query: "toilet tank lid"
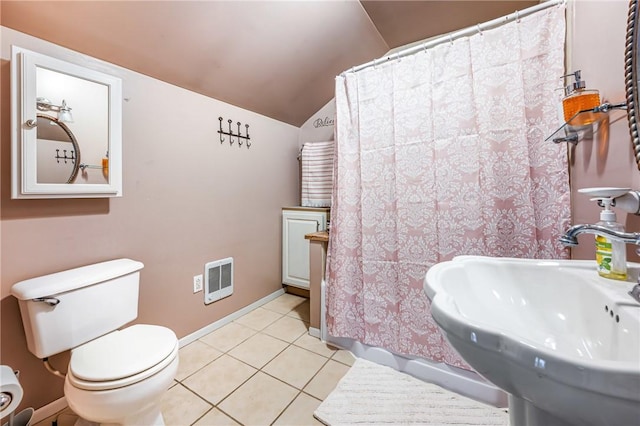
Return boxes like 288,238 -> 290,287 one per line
11,259 -> 144,300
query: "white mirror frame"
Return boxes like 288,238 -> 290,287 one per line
11,46 -> 123,198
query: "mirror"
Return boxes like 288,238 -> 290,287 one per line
11,46 -> 122,198
626,0 -> 640,170
35,114 -> 81,184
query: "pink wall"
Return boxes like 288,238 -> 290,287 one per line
2,0 -> 640,417
568,0 -> 640,260
1,27 -> 299,412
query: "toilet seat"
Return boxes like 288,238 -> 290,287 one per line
67,324 -> 178,391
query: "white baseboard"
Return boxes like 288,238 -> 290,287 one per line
308,327 -> 320,338
32,396 -> 67,424
178,288 -> 285,347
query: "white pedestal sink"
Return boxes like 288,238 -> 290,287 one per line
424,256 -> 640,426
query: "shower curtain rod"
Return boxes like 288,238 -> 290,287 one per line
344,0 -> 565,75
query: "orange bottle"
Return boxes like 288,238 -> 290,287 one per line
562,70 -> 600,127
102,152 -> 109,179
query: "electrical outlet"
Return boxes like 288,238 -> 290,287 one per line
193,274 -> 203,293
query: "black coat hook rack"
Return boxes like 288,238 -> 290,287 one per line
55,149 -> 76,164
218,117 -> 251,148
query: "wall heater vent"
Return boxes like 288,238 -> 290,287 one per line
204,257 -> 233,305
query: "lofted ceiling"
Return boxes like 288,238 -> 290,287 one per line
1,0 -> 538,127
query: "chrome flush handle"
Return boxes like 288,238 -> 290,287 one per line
33,297 -> 60,306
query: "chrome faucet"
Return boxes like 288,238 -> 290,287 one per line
560,224 -> 640,303
630,283 -> 640,303
559,224 -> 640,247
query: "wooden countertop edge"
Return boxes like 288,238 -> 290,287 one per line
305,231 -> 329,242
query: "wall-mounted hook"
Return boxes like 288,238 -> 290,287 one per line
228,119 -> 234,145
218,117 -> 225,143
237,122 -> 243,147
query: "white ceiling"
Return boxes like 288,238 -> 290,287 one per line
1,1 -> 538,127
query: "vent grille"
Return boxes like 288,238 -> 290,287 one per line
205,257 -> 233,304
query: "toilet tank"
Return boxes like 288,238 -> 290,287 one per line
11,259 -> 144,359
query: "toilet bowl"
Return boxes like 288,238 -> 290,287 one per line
11,259 -> 180,426
64,325 -> 179,426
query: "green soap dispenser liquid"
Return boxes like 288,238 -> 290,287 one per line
594,197 -> 627,280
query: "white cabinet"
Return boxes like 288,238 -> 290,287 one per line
282,208 -> 328,289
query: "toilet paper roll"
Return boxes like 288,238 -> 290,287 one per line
0,365 -> 23,417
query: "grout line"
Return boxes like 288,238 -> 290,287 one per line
174,345 -> 225,382
174,295 -> 349,426
189,405 -> 214,426
269,388 -> 304,426
261,301 -> 308,316
173,382 -> 214,408
233,309 -> 287,332
212,328 -> 331,425
199,367 -> 260,420
258,334 -> 324,426
213,406 -> 244,426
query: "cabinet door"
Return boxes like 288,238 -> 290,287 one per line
282,211 -> 323,288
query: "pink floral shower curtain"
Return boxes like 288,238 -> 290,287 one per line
327,5 -> 569,368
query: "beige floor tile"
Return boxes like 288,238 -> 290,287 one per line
303,360 -> 351,400
293,333 -> 337,358
199,322 -> 256,352
273,393 -> 324,426
286,300 -> 311,322
183,354 -> 257,405
262,293 -> 307,314
193,408 -> 241,425
175,340 -> 223,381
262,315 -> 309,343
234,307 -> 283,330
228,332 -> 288,368
160,383 -> 211,426
332,349 -> 356,366
263,345 -> 328,389
218,372 -> 298,426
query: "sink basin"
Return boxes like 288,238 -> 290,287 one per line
425,256 -> 640,426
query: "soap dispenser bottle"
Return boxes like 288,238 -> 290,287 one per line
594,197 -> 627,281
562,70 -> 601,127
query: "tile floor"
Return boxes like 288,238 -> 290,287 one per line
35,293 -> 355,426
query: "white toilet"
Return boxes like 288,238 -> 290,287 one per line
11,259 -> 179,426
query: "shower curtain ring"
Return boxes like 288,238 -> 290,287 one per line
476,24 -> 483,35
516,10 -> 521,23
373,58 -> 378,69
448,34 -> 454,45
